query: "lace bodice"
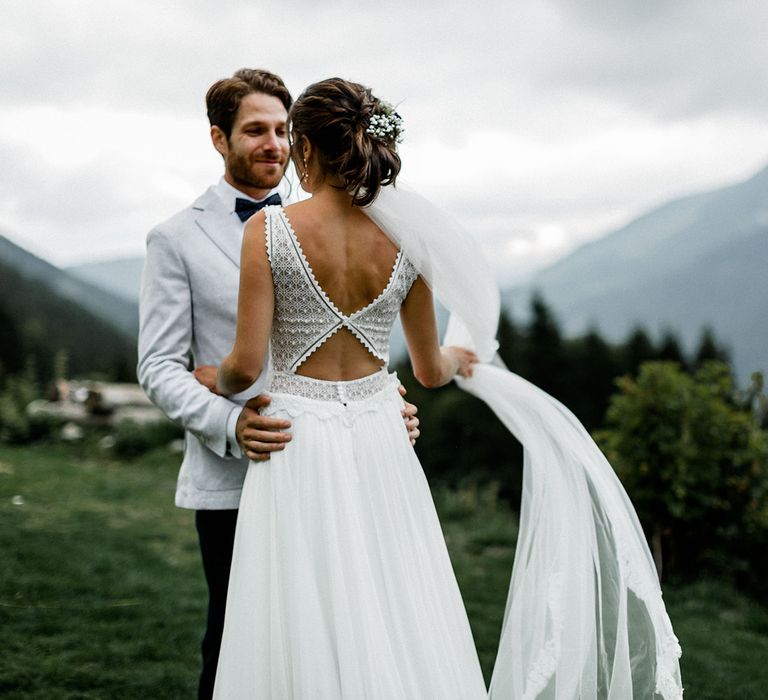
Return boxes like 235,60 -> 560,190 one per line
265,205 -> 419,373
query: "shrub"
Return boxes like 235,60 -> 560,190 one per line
111,419 -> 183,459
0,371 -> 48,444
596,361 -> 768,594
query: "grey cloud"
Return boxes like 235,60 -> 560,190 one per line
0,2 -> 546,120
550,0 -> 702,28
4,0 -> 768,269
0,141 -> 191,263
541,0 -> 768,119
5,0 -> 768,126
2,2 -> 219,114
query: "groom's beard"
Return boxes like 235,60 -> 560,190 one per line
226,149 -> 287,191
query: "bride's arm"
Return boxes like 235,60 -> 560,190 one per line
216,211 -> 274,396
400,276 -> 477,388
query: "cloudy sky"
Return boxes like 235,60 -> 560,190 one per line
3,0 -> 768,283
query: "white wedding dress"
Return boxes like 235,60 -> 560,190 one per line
212,205 -> 488,698
214,194 -> 684,699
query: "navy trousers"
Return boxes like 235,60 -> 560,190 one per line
195,509 -> 239,700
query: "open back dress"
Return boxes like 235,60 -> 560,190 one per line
212,205 -> 488,699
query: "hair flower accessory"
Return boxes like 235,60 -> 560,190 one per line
365,101 -> 405,144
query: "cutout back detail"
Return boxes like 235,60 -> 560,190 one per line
265,205 -> 419,374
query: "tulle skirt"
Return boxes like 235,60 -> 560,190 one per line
213,370 -> 487,699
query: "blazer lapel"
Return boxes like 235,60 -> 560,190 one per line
193,187 -> 243,269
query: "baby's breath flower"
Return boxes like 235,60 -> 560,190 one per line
365,101 -> 405,144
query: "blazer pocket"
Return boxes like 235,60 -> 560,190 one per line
184,436 -> 248,491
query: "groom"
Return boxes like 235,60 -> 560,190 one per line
137,69 -> 419,699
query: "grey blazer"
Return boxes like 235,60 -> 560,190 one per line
137,186 -> 268,509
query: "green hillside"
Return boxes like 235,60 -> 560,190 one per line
0,258 -> 136,382
0,235 -> 138,338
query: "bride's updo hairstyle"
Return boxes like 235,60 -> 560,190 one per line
289,78 -> 402,207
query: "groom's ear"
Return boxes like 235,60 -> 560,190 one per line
211,125 -> 228,159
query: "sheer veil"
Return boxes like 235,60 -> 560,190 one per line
366,184 -> 684,699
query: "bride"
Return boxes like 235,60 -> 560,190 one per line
198,77 -> 683,699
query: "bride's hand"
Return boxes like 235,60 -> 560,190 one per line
444,346 -> 479,379
193,365 -> 220,394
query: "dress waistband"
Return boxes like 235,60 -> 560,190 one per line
269,369 -> 394,403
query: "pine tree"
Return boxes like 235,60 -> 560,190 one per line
694,327 -> 730,368
496,309 -> 523,371
621,327 -> 656,375
520,294 -> 568,400
0,301 -> 24,378
657,330 -> 687,368
569,328 -> 620,430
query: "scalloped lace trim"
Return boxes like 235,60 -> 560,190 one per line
615,528 -> 684,699
279,206 -> 403,320
276,206 -> 400,367
656,635 -> 684,699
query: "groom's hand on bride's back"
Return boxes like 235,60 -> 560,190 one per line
398,385 -> 420,446
237,395 -> 292,462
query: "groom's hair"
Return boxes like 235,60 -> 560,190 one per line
206,69 -> 293,139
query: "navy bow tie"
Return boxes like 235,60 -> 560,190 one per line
235,193 -> 282,222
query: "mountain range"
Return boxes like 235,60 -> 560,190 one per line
0,235 -> 139,338
505,164 -> 768,383
0,235 -> 137,380
3,162 -> 765,383
67,257 -> 145,304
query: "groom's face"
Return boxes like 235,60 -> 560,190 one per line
215,92 -> 290,194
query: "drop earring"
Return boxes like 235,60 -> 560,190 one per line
301,159 -> 310,186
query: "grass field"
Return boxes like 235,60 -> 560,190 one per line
1,442 -> 767,698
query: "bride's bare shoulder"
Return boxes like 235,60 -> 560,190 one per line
282,199 -> 393,252
282,199 -> 316,217
281,199 -> 320,230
